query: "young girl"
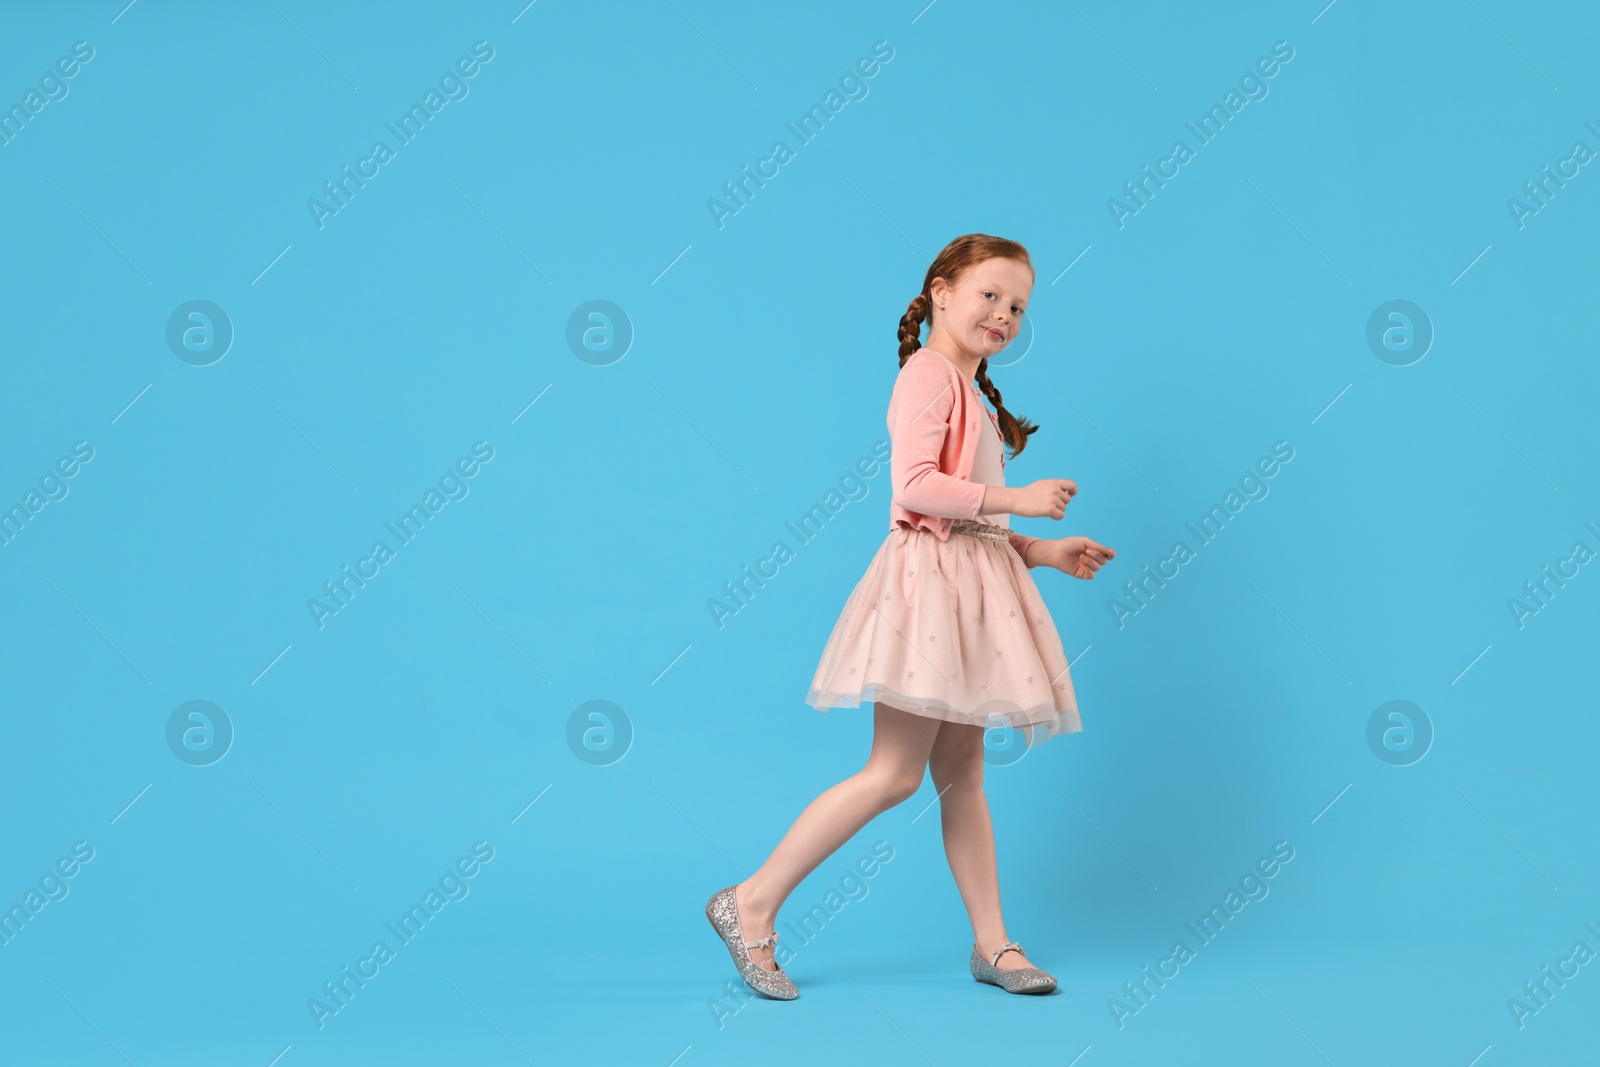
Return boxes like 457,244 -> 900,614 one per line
706,233 -> 1115,999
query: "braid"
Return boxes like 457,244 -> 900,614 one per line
897,293 -> 929,367
974,359 -> 1039,460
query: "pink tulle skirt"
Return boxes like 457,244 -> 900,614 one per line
806,525 -> 1081,746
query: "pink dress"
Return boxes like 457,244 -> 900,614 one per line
967,379 -> 1012,530
805,370 -> 1081,746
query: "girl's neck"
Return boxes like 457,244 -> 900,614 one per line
920,338 -> 983,383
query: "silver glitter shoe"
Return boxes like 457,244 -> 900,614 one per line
971,940 -> 1057,995
705,885 -> 799,1000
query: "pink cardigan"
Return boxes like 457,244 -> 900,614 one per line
887,347 -> 1041,568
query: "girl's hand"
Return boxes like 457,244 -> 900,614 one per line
1037,536 -> 1115,579
1013,478 -> 1077,519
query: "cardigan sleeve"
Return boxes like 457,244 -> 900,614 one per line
889,355 -> 988,520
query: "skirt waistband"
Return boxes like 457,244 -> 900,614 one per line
949,519 -> 1010,542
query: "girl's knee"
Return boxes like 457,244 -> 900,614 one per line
930,764 -> 984,796
865,766 -> 924,807
929,743 -> 985,795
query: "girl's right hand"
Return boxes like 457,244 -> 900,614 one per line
1014,478 -> 1077,519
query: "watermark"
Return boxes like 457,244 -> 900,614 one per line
1365,299 -> 1433,366
0,40 -> 95,149
307,441 -> 495,629
0,840 -> 96,948
0,440 -> 95,549
1507,120 -> 1600,230
166,700 -> 235,767
166,299 -> 234,366
1507,920 -> 1600,1030
1108,840 -> 1295,1029
1507,521 -> 1599,630
566,699 -> 634,766
983,714 -> 1031,768
1365,699 -> 1432,766
707,840 -> 896,1029
708,440 -> 890,630
977,699 -> 1070,767
1108,41 -> 1295,229
307,840 -> 495,1029
982,313 -> 1034,370
707,41 -> 895,230
566,300 -> 633,366
308,41 -> 495,230
1108,441 -> 1294,629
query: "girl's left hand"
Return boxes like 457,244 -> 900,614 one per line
1039,536 -> 1115,579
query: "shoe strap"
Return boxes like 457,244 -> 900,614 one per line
990,940 -> 1025,966
743,931 -> 779,951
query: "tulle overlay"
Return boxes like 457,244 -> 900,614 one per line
806,526 -> 1081,746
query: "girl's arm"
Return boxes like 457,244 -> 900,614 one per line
888,354 -> 987,519
889,357 -> 1044,568
974,485 -> 1040,567
1009,530 -> 1041,568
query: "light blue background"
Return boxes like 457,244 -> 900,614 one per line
2,1 -> 1596,1064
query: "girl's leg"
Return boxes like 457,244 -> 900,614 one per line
735,701 -> 943,972
925,719 -> 1041,971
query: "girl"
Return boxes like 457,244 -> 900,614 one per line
706,233 -> 1115,999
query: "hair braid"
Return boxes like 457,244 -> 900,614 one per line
974,358 -> 1039,459
897,293 -> 930,367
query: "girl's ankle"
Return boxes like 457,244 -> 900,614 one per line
735,881 -> 778,928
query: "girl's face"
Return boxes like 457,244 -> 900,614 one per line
928,257 -> 1034,363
